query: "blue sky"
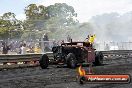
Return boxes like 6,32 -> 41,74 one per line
1,0 -> 132,22
0,0 -> 39,14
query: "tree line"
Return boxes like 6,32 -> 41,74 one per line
0,3 -> 78,40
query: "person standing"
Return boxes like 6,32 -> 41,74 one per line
21,43 -> 26,54
67,35 -> 71,42
89,34 -> 96,44
43,33 -> 49,41
2,44 -> 10,54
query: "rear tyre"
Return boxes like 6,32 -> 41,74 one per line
66,53 -> 77,69
39,54 -> 49,69
94,51 -> 103,66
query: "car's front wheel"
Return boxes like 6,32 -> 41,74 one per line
39,54 -> 49,69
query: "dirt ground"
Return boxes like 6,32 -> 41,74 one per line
0,57 -> 132,88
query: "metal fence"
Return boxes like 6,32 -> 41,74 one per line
39,41 -> 132,51
94,42 -> 132,51
1,40 -> 132,54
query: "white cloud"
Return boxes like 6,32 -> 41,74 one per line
16,13 -> 26,21
38,0 -> 132,22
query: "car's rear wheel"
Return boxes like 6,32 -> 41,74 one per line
66,53 -> 77,69
39,54 -> 49,69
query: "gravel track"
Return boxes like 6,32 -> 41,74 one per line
0,57 -> 132,88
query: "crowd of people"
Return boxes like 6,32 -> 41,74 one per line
0,34 -> 96,54
0,40 -> 41,54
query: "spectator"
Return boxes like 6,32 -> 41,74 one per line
67,35 -> 71,42
2,44 -> 10,54
21,43 -> 27,54
43,33 -> 49,41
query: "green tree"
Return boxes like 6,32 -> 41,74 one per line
0,12 -> 23,39
23,3 -> 78,40
47,3 -> 78,26
25,4 -> 48,20
24,4 -> 47,31
24,3 -> 78,31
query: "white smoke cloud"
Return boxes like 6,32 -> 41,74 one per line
39,0 -> 132,23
